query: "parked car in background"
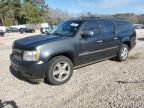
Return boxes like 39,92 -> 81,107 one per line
8,27 -> 19,33
10,18 -> 136,85
7,25 -> 27,33
19,28 -> 35,33
40,23 -> 52,34
40,27 -> 51,34
0,26 -> 7,33
134,24 -> 144,29
10,25 -> 27,30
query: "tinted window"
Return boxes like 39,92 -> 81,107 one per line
82,21 -> 101,35
101,21 -> 115,34
115,21 -> 133,33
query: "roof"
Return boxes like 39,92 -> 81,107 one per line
65,17 -> 129,23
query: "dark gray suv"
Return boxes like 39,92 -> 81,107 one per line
10,18 -> 136,85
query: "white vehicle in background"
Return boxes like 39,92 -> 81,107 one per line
10,25 -> 27,30
134,24 -> 144,29
0,26 -> 7,33
0,25 -> 27,34
8,25 -> 27,33
40,23 -> 51,34
0,26 -> 6,37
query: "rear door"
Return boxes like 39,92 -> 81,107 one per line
78,20 -> 103,64
100,20 -> 120,58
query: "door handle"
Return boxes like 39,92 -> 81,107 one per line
113,37 -> 118,40
96,40 -> 103,43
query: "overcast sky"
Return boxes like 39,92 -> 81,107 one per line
46,0 -> 144,14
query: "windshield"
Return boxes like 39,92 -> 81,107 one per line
50,21 -> 82,37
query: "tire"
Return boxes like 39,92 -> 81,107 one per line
46,56 -> 73,85
117,44 -> 129,62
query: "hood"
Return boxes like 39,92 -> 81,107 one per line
14,35 -> 64,49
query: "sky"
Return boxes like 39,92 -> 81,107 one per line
46,0 -> 144,14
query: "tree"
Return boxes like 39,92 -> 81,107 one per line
20,2 -> 43,24
0,0 -> 48,25
0,0 -> 21,25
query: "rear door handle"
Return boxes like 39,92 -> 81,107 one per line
96,40 -> 103,43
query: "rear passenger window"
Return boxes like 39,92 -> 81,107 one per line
82,21 -> 100,35
101,21 -> 115,34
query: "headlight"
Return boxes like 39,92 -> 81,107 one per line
23,50 -> 40,61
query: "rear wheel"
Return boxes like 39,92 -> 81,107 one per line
46,56 -> 73,85
117,44 -> 129,62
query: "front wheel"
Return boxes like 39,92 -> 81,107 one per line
117,44 -> 129,62
46,56 -> 73,85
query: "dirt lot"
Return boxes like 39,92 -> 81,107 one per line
0,30 -> 144,108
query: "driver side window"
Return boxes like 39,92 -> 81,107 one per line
82,21 -> 101,35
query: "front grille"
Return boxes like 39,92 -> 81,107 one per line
12,48 -> 23,61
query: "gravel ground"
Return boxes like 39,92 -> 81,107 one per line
0,30 -> 144,108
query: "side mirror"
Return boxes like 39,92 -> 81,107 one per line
81,31 -> 94,38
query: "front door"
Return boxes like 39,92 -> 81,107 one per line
78,21 -> 104,65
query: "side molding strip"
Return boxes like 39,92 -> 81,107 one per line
79,46 -> 119,56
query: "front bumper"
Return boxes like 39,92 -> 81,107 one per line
10,54 -> 48,82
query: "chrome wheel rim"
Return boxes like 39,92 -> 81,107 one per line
121,47 -> 128,60
53,61 -> 70,82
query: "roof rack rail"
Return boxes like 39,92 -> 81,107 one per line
80,16 -> 101,20
115,18 -> 126,19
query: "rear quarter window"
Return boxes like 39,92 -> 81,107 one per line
115,21 -> 133,33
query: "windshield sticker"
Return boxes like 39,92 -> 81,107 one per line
71,23 -> 79,27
